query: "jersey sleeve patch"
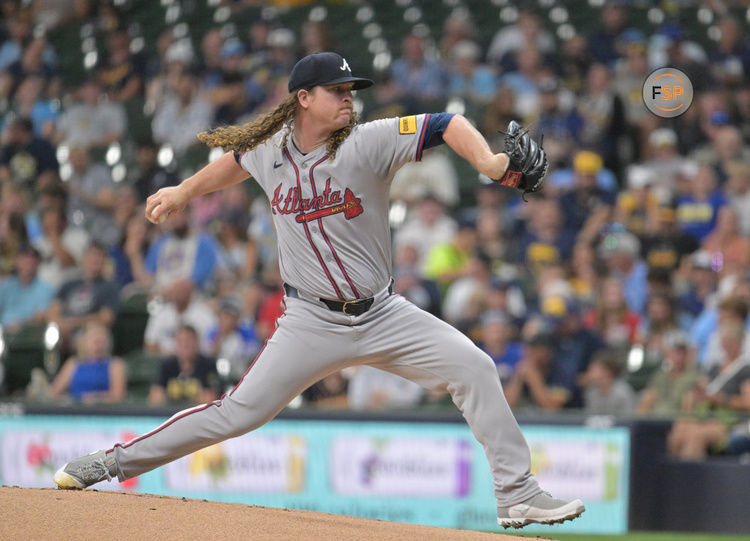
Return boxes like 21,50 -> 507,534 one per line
398,115 -> 417,134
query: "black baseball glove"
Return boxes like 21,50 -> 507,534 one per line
496,120 -> 548,198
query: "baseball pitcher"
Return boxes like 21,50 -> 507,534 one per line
54,52 -> 583,529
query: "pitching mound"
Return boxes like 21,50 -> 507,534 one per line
1,486 -> 543,541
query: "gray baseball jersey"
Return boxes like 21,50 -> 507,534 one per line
239,115 -> 425,300
108,114 -> 541,508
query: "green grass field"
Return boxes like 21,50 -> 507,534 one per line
521,533 -> 750,541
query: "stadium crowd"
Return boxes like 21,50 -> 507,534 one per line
1,0 -> 749,461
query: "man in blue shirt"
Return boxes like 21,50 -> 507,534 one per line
143,210 -> 219,294
0,243 -> 54,332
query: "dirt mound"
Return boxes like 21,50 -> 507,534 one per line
0,486 -> 544,541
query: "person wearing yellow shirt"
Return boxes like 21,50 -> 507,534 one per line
424,219 -> 478,289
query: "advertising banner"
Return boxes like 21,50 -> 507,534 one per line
164,435 -> 307,493
1,428 -> 139,491
0,415 -> 629,534
330,437 -> 471,497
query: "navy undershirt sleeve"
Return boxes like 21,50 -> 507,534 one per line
423,112 -> 455,150
233,151 -> 241,165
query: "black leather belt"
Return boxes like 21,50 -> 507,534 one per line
283,283 -> 392,316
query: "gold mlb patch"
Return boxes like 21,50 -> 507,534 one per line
399,115 -> 417,134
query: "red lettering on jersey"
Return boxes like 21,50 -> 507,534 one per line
270,180 -> 362,222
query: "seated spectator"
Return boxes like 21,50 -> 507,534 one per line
46,242 -> 120,354
111,184 -> 140,247
638,330 -> 701,416
598,231 -> 648,317
441,252 -> 493,331
677,250 -> 719,328
0,243 -> 54,332
446,40 -> 497,105
392,259 -> 442,317
579,349 -> 635,416
347,365 -> 424,411
697,294 -> 750,370
8,74 -> 58,140
206,39 -> 253,125
676,164 -> 727,242
612,30 -> 651,133
143,277 -> 216,356
423,218 -> 478,290
668,321 -> 750,460
96,27 -> 146,103
142,210 -> 219,295
64,146 -> 119,246
148,325 -> 220,406
477,310 -> 522,385
504,331 -> 571,412
725,161 -> 750,237
576,62 -> 627,173
517,197 -> 576,275
582,276 -> 641,349
482,85 -> 516,148
131,137 -> 180,203
702,206 -> 750,279
213,208 -> 258,284
302,371 -> 349,409
205,297 -> 260,383
568,241 -> 598,310
55,78 -> 126,149
390,32 -> 447,105
4,35 -> 59,105
0,115 -> 58,189
33,205 -> 89,290
0,15 -> 30,72
151,70 -> 214,158
487,7 -> 556,69
390,149 -> 459,208
632,292 -> 681,389
640,201 -> 699,272
641,128 -> 684,203
393,193 -> 457,272
360,70 -> 423,122
557,150 -> 615,241
111,213 -> 154,289
614,165 -> 660,237
531,77 -> 583,173
547,149 -> 617,196
542,293 -> 604,407
0,206 -> 28,277
506,47 -> 554,116
50,321 -> 126,404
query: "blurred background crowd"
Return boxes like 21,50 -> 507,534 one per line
1,0 -> 750,462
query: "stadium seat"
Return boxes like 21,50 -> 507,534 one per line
1,324 -> 48,396
112,291 -> 150,357
123,349 -> 160,402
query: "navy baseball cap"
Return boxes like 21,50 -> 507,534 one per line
288,52 -> 373,93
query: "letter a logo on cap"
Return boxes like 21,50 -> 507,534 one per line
340,58 -> 351,72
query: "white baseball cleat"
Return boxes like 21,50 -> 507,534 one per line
497,491 -> 585,528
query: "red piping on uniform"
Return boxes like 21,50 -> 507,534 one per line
416,113 -> 430,161
108,322 -> 282,454
110,401 -> 219,452
309,155 -> 361,299
283,148 -> 344,300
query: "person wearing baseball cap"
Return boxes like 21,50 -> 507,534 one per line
287,52 -> 373,93
59,50 -> 584,530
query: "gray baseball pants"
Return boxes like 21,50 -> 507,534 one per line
110,286 -> 541,506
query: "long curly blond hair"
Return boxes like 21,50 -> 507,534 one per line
197,92 -> 358,158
